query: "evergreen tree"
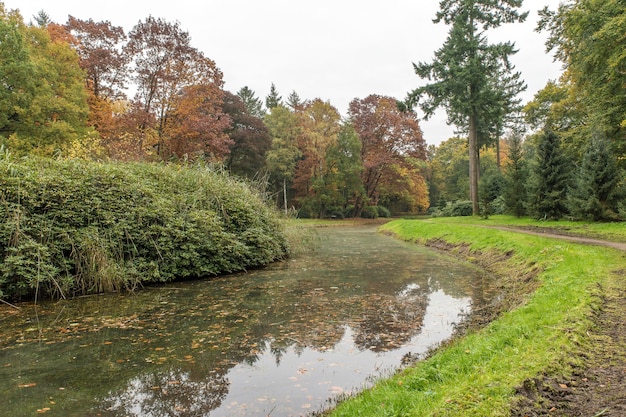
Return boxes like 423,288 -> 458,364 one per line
265,83 -> 282,110
503,133 -> 528,217
408,0 -> 528,215
568,135 -> 624,220
237,86 -> 264,118
286,90 -> 303,111
527,130 -> 570,220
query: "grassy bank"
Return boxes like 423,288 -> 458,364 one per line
0,157 -> 288,301
328,217 -> 626,416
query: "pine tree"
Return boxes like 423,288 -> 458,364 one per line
503,133 -> 528,217
527,130 -> 570,220
568,135 -> 624,220
265,83 -> 282,110
237,86 -> 264,118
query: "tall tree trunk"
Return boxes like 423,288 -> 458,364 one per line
468,114 -> 480,215
283,178 -> 288,215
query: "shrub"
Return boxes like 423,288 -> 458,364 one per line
360,206 -> 379,219
0,158 -> 289,301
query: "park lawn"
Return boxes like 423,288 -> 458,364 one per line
328,217 -> 626,416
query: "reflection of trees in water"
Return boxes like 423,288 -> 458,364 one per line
350,292 -> 427,352
100,368 -> 229,417
1,246 -> 489,417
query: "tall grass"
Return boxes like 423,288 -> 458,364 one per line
328,218 -> 625,416
0,157 -> 289,301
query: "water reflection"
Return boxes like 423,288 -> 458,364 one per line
0,226 -> 492,417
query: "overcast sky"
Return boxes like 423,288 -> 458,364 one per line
6,0 -> 563,145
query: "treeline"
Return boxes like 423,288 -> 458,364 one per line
0,4 -> 428,218
1,1 -> 624,222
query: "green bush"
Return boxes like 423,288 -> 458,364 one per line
0,157 -> 289,301
360,205 -> 379,219
376,206 -> 391,218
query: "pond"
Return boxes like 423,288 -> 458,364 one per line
0,225 -> 496,417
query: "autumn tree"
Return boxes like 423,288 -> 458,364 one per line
292,99 -> 342,217
349,95 -> 427,216
125,16 -> 228,160
221,91 -> 271,179
65,16 -> 127,100
0,6 -> 93,156
408,0 -> 528,215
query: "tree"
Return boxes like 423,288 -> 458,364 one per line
538,0 -> 626,161
264,105 -> 301,212
349,95 -> 427,216
287,90 -> 304,111
125,16 -> 227,160
321,122 -> 365,215
0,8 -> 93,156
408,0 -> 528,215
0,7 -> 35,141
428,137 -> 470,204
65,16 -> 128,100
502,133 -> 528,217
568,135 -> 624,220
237,86 -> 264,118
167,81 -> 232,160
265,83 -> 282,110
527,130 -> 571,220
222,91 -> 271,179
292,99 -> 342,217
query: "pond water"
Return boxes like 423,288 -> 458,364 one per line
0,225 -> 496,417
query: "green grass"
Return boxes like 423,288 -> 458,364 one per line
427,214 -> 626,242
328,217 -> 626,416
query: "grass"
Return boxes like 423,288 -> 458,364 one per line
327,216 -> 626,416
429,214 -> 626,242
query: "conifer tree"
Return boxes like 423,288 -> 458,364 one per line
527,130 -> 570,220
503,133 -> 528,217
237,86 -> 264,118
408,0 -> 527,215
265,83 -> 282,110
568,135 -> 624,220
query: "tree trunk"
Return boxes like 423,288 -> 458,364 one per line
283,178 -> 288,215
468,114 -> 480,215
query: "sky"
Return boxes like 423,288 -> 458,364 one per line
6,0 -> 564,145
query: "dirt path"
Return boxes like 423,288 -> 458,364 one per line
486,225 -> 626,417
488,225 -> 626,251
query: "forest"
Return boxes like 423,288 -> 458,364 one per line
0,0 -> 625,222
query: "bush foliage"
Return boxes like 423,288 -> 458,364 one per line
0,157 -> 289,300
